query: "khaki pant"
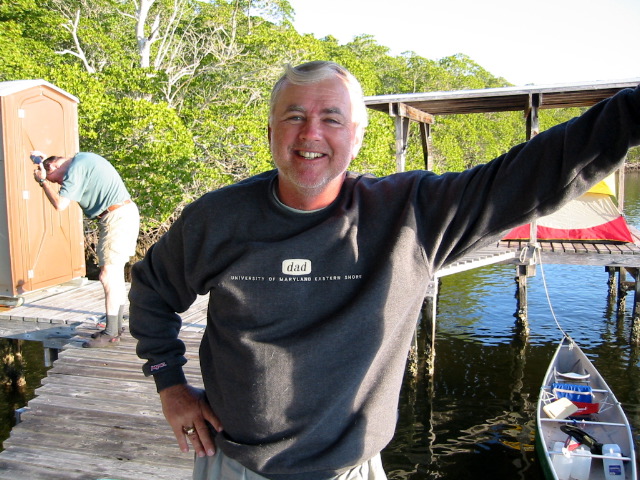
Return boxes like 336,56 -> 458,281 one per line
97,201 -> 140,266
193,449 -> 387,480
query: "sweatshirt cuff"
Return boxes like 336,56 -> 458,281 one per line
153,366 -> 188,393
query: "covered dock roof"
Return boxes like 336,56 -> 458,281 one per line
363,78 -> 640,171
365,78 -> 640,117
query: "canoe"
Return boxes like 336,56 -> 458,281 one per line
536,335 -> 637,480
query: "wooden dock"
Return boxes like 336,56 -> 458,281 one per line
499,228 -> 640,266
0,281 -> 208,480
0,235 -> 639,479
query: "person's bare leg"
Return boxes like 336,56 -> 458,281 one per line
99,263 -> 126,336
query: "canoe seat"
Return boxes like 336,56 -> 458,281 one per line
556,371 -> 590,381
551,383 -> 600,415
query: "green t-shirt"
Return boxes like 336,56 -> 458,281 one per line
59,152 -> 130,219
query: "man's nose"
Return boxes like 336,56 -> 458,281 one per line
299,119 -> 322,140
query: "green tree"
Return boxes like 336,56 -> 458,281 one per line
3,0 -> 613,270
89,97 -> 197,226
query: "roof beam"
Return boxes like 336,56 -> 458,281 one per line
390,102 -> 435,124
366,79 -> 640,116
388,102 -> 435,172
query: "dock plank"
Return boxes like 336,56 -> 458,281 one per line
0,445 -> 192,480
0,281 -> 205,479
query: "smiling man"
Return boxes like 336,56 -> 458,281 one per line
129,61 -> 640,480
268,68 -> 366,210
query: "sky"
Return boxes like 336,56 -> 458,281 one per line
286,0 -> 640,87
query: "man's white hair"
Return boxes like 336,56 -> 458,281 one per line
269,61 -> 369,132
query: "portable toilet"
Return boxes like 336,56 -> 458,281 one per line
0,80 -> 85,306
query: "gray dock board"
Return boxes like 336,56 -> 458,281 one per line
0,282 -> 204,479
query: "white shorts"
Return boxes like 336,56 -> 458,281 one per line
97,201 -> 140,266
192,449 -> 387,480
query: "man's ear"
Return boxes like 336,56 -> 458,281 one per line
267,125 -> 272,147
351,126 -> 365,159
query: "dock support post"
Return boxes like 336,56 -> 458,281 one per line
607,267 -> 640,345
627,268 -> 640,345
514,264 -> 535,336
14,406 -> 30,425
606,267 -> 617,298
617,268 -> 628,316
43,347 -> 59,367
631,279 -> 640,345
604,267 -> 617,319
420,280 -> 438,376
408,330 -> 418,377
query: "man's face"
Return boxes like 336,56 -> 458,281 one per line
269,75 -> 363,205
44,160 -> 64,184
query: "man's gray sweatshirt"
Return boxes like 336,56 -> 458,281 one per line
129,86 -> 640,479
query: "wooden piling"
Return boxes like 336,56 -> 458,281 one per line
607,266 -> 617,298
421,280 -> 438,376
624,267 -> 640,345
514,263 -> 536,337
631,279 -> 640,345
617,268 -> 628,315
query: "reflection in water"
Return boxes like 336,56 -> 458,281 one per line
382,172 -> 640,479
0,340 -> 49,450
0,339 -> 26,393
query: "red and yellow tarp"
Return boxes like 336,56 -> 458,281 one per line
502,175 -> 633,243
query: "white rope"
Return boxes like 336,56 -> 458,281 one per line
535,245 -> 569,338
